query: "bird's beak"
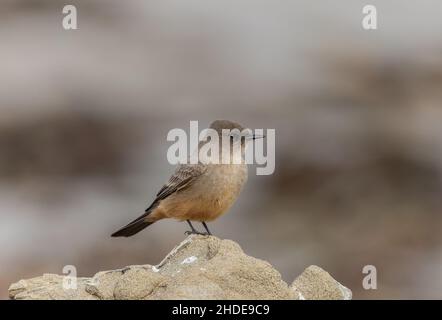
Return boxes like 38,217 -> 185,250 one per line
252,133 -> 265,140
244,130 -> 265,141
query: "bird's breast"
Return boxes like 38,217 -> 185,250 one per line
195,164 -> 248,220
160,164 -> 248,221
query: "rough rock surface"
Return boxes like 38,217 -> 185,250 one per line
9,235 -> 351,300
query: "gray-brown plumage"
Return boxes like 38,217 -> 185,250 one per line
111,120 -> 260,237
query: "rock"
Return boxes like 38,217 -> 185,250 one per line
8,235 -> 351,300
9,273 -> 96,300
290,265 -> 352,300
85,269 -> 123,300
113,266 -> 166,300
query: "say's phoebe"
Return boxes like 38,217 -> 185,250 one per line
111,120 -> 263,237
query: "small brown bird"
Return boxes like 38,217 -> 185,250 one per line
111,120 -> 263,237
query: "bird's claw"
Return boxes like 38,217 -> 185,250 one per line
184,230 -> 210,236
185,220 -> 211,236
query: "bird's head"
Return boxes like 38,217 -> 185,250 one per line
209,120 -> 264,148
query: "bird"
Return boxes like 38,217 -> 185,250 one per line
111,120 -> 263,237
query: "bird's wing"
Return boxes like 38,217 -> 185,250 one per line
146,164 -> 207,210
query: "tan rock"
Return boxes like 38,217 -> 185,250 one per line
8,235 -> 351,300
290,265 -> 352,300
147,236 -> 293,299
114,266 -> 166,300
85,269 -> 123,299
9,273 -> 95,300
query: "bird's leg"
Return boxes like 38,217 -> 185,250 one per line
201,222 -> 212,235
185,220 -> 207,235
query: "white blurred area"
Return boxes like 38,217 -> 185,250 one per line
1,0 -> 442,299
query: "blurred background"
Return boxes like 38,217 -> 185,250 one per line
1,0 -> 442,299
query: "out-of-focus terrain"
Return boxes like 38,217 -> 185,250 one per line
1,0 -> 442,299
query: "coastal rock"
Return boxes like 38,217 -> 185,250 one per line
9,235 -> 351,300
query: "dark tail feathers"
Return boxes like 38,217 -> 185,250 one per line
111,204 -> 157,237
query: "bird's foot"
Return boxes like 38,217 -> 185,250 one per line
184,230 -> 210,236
185,220 -> 210,236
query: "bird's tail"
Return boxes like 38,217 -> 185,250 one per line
111,204 -> 158,237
